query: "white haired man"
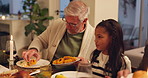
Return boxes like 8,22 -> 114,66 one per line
22,0 -> 95,70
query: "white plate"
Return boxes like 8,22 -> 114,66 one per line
127,73 -> 133,78
16,59 -> 50,68
51,71 -> 92,78
52,58 -> 80,66
0,65 -> 10,73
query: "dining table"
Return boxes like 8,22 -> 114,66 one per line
0,58 -> 77,78
124,47 -> 145,68
0,56 -> 96,78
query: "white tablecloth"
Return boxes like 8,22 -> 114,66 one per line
124,47 -> 144,68
0,65 -> 9,73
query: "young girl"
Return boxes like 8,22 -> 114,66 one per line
91,19 -> 131,78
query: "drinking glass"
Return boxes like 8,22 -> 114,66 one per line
40,64 -> 52,78
5,40 -> 17,55
76,62 -> 93,78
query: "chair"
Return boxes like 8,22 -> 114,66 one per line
122,24 -> 134,50
129,27 -> 141,41
122,24 -> 134,41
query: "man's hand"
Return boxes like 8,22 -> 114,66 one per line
22,49 -> 40,62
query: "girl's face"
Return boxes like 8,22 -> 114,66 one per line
95,27 -> 112,52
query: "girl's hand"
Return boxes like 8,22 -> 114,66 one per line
117,69 -> 130,78
77,57 -> 89,63
73,57 -> 89,67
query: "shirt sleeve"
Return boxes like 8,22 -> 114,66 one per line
123,56 -> 132,73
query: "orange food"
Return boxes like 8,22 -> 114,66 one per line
52,56 -> 77,64
133,70 -> 148,78
27,59 -> 37,66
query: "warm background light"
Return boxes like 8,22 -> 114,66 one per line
2,16 -> 5,20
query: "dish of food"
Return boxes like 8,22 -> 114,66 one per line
16,59 -> 50,68
52,56 -> 80,66
51,71 -> 92,78
132,70 -> 148,78
51,71 -> 76,78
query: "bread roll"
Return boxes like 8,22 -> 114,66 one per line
133,70 -> 148,78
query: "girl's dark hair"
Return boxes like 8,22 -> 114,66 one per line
91,19 -> 126,77
138,40 -> 148,71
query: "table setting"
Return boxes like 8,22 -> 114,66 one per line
1,54 -> 147,78
0,55 -> 93,78
1,35 -> 146,78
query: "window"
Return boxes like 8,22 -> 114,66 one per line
118,0 -> 148,50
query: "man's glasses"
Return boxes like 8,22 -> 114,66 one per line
62,17 -> 81,27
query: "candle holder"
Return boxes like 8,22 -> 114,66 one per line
5,35 -> 17,68
7,59 -> 15,70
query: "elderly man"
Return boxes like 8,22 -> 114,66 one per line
22,0 -> 95,66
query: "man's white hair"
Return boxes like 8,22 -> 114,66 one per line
64,0 -> 89,21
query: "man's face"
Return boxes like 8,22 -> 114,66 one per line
65,16 -> 84,34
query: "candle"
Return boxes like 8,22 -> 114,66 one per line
10,35 -> 14,60
2,16 -> 5,20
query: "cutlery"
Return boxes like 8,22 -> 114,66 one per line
29,69 -> 40,76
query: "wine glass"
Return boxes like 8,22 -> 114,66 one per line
76,62 -> 93,78
5,40 -> 17,56
5,40 -> 17,55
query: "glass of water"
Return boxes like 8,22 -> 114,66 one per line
76,62 -> 93,78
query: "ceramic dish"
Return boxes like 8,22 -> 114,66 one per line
16,59 -> 50,68
51,71 -> 92,78
52,58 -> 80,66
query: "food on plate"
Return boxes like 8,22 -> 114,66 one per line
0,69 -> 18,78
19,59 -> 37,67
52,56 -> 77,64
27,59 -> 37,66
133,70 -> 148,78
55,74 -> 67,78
11,70 -> 32,78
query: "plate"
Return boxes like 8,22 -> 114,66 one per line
16,59 -> 50,68
51,71 -> 77,78
52,58 -> 80,66
127,73 -> 133,78
51,71 -> 91,78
